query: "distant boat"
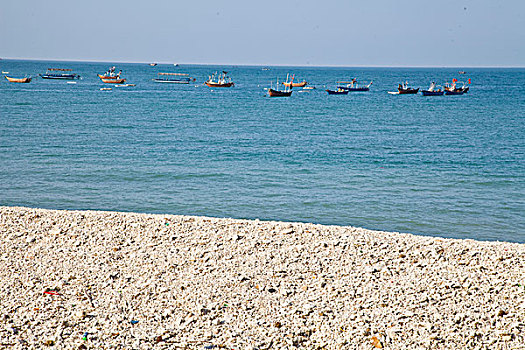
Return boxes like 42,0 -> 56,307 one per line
100,87 -> 112,91
282,80 -> 308,88
153,72 -> 194,84
337,78 -> 372,92
421,82 -> 444,96
5,76 -> 31,83
205,71 -> 234,87
268,74 -> 293,97
261,67 -> 270,71
40,68 -> 80,80
149,63 -> 157,67
173,63 -> 179,67
1,71 -> 9,74
459,71 -> 466,74
444,79 -> 467,95
98,66 -> 126,83
98,66 -> 122,80
325,88 -> 349,95
303,86 -> 315,90
390,81 -> 419,94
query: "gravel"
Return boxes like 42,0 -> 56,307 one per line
0,206 -> 524,349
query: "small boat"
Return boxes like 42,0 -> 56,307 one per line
282,80 -> 308,88
444,80 -> 465,95
153,72 -> 194,84
100,87 -> 112,91
325,88 -> 349,95
337,79 -> 372,92
5,76 -> 31,83
40,68 -> 80,80
261,67 -> 270,71
149,63 -> 157,67
303,86 -> 316,90
459,71 -> 466,74
396,81 -> 419,94
1,71 -> 9,74
268,74 -> 293,97
421,82 -> 444,96
173,63 -> 179,67
205,71 -> 234,87
98,66 -> 123,80
115,84 -> 136,87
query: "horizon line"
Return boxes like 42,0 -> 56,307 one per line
2,57 -> 524,69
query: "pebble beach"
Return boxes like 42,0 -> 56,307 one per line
0,206 -> 524,349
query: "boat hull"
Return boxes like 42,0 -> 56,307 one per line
101,78 -> 126,84
268,89 -> 292,97
398,88 -> 419,94
98,74 -> 121,80
421,90 -> 444,96
343,87 -> 369,92
283,81 -> 307,88
40,74 -> 79,80
153,79 -> 190,84
205,81 -> 234,87
326,89 -> 349,95
444,90 -> 464,95
5,76 -> 31,83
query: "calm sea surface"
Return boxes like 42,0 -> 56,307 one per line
1,60 -> 524,242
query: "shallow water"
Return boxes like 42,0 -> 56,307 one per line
1,60 -> 524,242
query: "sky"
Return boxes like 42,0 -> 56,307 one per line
1,0 -> 524,67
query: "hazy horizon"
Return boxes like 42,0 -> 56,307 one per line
1,0 -> 524,67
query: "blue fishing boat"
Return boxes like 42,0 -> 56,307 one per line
421,82 -> 444,96
337,78 -> 372,92
40,68 -> 80,80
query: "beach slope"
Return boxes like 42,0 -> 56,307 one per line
0,206 -> 523,349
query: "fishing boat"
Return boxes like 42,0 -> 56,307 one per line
444,80 -> 465,95
98,66 -> 122,80
40,68 -> 80,80
337,78 -> 372,92
268,74 -> 293,97
325,88 -> 349,95
205,71 -> 234,87
5,76 -> 31,83
153,72 -> 194,84
390,81 -> 419,94
421,82 -> 444,96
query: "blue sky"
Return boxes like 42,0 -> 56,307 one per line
1,0 -> 524,66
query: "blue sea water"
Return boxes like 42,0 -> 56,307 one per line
1,60 -> 524,242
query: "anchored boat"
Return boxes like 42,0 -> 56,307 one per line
389,81 -> 419,95
40,68 -> 80,80
268,74 -> 293,97
205,71 -> 234,87
5,75 -> 31,83
153,72 -> 194,84
421,82 -> 444,96
337,78 -> 372,92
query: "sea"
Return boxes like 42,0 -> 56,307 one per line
1,60 -> 524,243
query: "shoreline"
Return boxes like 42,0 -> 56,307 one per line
1,206 -> 523,348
